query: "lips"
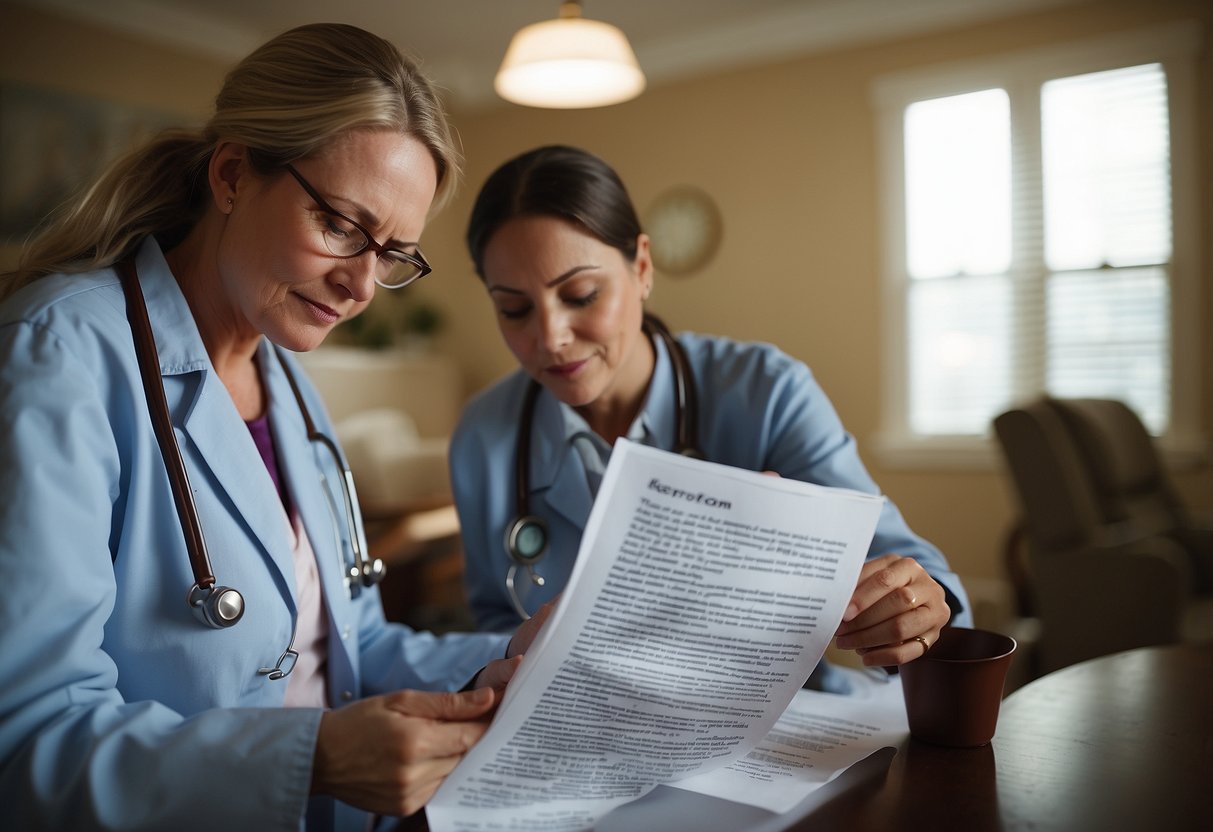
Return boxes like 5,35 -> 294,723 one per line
297,293 -> 340,324
546,358 -> 589,378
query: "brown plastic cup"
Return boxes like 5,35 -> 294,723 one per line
899,626 -> 1017,747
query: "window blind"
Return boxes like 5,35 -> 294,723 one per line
901,62 -> 1172,436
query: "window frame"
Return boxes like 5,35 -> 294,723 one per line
871,22 -> 1204,469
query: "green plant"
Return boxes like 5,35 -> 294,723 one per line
337,314 -> 394,350
402,302 -> 444,337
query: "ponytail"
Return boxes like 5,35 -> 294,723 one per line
2,23 -> 460,302
2,129 -> 212,300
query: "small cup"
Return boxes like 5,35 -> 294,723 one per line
899,626 -> 1017,747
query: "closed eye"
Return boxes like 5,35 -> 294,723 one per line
323,212 -> 358,239
382,250 -> 419,266
566,291 -> 598,308
497,304 -> 532,321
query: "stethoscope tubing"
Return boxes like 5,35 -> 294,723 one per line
119,256 -> 383,631
504,314 -> 701,619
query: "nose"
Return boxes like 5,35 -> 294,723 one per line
330,252 -> 377,304
535,305 -> 572,354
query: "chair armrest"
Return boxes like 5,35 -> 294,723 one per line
1030,535 -> 1193,672
1165,526 -> 1213,594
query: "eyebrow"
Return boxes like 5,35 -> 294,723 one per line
320,189 -> 418,250
487,265 -> 599,294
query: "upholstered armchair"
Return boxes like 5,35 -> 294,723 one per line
993,397 -> 1213,674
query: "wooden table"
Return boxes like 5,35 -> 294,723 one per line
797,641 -> 1213,831
399,642 -> 1212,831
363,496 -> 471,632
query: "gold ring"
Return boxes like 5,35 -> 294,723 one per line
912,635 -> 930,655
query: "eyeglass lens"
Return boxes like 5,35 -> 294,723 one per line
316,216 -> 426,288
286,164 -> 429,289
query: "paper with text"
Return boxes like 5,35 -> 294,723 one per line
671,667 -> 909,813
428,440 -> 884,832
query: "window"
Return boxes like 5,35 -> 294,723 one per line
873,24 -> 1202,466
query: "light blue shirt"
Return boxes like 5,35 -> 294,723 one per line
0,239 -> 508,831
450,332 -> 971,689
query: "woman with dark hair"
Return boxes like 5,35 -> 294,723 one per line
452,144 -> 970,692
0,24 -> 546,831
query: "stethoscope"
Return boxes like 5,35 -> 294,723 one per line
504,313 -> 703,620
117,257 -> 385,632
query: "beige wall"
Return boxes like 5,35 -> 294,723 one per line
420,0 -> 1213,584
0,3 -> 227,115
3,0 -> 1210,587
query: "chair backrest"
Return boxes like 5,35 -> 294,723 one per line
1045,398 -> 1187,534
993,399 -> 1105,553
994,397 -> 1209,674
994,397 -> 1187,553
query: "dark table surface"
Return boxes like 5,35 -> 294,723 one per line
796,641 -> 1213,832
403,642 -> 1212,832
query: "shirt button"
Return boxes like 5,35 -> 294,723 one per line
342,690 -> 353,701
341,626 -> 351,641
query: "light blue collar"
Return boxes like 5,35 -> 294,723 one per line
528,332 -> 676,492
526,333 -> 678,529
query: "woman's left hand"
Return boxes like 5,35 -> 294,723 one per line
505,597 -> 558,659
833,554 -> 949,666
469,597 -> 559,693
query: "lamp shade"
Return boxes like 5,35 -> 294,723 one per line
495,14 -> 645,108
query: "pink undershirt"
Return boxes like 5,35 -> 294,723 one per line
281,511 -> 329,708
246,414 -> 329,708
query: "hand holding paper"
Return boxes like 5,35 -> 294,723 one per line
429,441 -> 884,831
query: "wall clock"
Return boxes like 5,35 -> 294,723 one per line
645,186 -> 722,276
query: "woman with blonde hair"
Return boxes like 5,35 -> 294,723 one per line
0,23 -> 544,831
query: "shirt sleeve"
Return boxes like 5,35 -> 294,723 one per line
0,319 -> 316,831
449,388 -> 526,634
700,340 -> 971,625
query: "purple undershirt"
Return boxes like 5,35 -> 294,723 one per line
246,414 -> 290,512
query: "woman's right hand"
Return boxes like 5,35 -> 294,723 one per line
310,687 -> 497,817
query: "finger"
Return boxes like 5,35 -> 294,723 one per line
399,754 -> 466,817
836,602 -> 939,652
312,695 -> 494,816
508,597 -> 559,658
854,631 -> 941,667
473,655 -> 523,692
394,711 -> 493,764
838,555 -> 922,626
386,687 -> 496,722
837,573 -> 942,638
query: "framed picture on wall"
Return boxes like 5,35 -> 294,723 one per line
0,83 -> 183,248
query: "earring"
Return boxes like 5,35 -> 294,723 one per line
225,197 -> 234,211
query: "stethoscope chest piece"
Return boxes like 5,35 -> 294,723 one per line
504,514 -> 548,621
505,515 -> 549,567
502,315 -> 700,622
120,255 -> 380,633
188,583 -> 245,628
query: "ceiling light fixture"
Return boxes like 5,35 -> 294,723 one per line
494,1 -> 646,109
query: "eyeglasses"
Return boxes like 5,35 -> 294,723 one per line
284,164 -> 432,289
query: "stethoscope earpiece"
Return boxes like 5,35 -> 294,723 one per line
188,583 -> 246,629
349,556 -> 387,589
